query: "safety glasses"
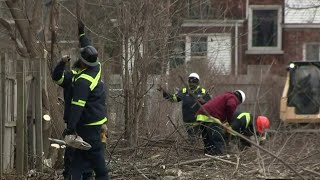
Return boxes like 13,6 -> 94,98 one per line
188,77 -> 199,84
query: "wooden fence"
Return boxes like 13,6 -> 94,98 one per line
0,51 -> 45,176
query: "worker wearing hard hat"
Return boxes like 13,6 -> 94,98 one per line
227,111 -> 270,150
196,90 -> 246,155
158,73 -> 211,144
63,20 -> 109,180
52,26 -> 95,180
53,20 -> 109,180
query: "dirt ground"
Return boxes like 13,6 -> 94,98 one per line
104,123 -> 320,180
107,136 -> 319,179
2,124 -> 320,180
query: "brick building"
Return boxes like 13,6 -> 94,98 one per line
172,0 -> 320,76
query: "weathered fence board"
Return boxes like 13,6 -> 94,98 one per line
0,52 -> 4,177
35,58 -> 43,172
1,52 -> 17,174
16,57 -> 26,175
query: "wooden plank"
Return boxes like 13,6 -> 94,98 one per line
0,52 -> 4,177
4,121 -> 16,127
16,58 -> 25,175
3,53 -> 15,173
30,71 -> 36,170
35,58 -> 43,172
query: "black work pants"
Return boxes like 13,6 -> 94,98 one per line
70,139 -> 109,180
201,122 -> 226,155
63,137 -> 93,180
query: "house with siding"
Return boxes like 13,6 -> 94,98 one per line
171,0 -> 320,76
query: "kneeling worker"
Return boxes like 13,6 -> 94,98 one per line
228,111 -> 270,150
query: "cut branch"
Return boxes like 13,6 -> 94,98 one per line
303,168 -> 320,177
175,155 -> 237,166
205,154 -> 238,166
175,158 -> 212,166
133,165 -> 150,180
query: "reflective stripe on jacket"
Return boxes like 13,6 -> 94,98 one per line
163,86 -> 211,123
67,63 -> 107,130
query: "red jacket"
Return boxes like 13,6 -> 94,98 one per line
197,92 -> 240,124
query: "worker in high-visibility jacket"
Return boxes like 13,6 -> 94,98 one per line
51,21 -> 95,180
52,57 -> 95,180
227,111 -> 270,150
62,20 -> 109,180
196,90 -> 246,155
158,73 -> 211,144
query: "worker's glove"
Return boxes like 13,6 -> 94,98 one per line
197,97 -> 206,104
258,133 -> 267,145
100,124 -> 108,144
62,128 -> 76,138
64,134 -> 92,150
78,20 -> 85,35
224,122 -> 236,136
61,55 -> 70,63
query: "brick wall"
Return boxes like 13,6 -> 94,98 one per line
284,29 -> 320,62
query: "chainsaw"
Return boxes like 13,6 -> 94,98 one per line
48,135 -> 91,150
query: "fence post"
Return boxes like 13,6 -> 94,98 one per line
35,57 -> 43,172
16,58 -> 26,175
0,53 -> 4,177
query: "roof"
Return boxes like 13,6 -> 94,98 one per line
285,0 -> 320,24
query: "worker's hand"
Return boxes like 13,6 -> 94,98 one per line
258,135 -> 267,145
101,124 -> 108,134
78,20 -> 85,35
100,124 -> 108,144
224,122 -> 236,136
61,55 -> 70,63
197,97 -> 206,104
62,128 -> 76,138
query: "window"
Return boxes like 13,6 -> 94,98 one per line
170,38 -> 186,68
252,10 -> 278,47
188,0 -> 212,19
191,36 -> 207,56
305,44 -> 320,61
247,5 -> 282,54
